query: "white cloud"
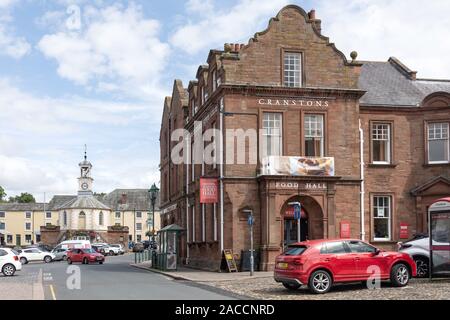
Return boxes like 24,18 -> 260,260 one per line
316,0 -> 450,78
0,0 -> 31,59
0,78 -> 162,201
37,3 -> 170,98
170,0 -> 290,54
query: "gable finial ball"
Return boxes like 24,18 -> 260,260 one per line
350,51 -> 358,61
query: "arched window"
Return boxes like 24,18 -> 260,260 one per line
63,211 -> 67,226
99,211 -> 104,226
78,211 -> 86,229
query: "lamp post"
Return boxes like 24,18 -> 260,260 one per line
149,183 -> 159,245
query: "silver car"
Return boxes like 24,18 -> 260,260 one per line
51,248 -> 69,261
398,234 -> 450,278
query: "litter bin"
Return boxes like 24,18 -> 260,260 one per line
240,249 -> 260,272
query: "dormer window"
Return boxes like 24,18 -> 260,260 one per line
212,70 -> 219,92
284,52 -> 302,87
201,86 -> 208,105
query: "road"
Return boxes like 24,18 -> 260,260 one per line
1,254 -> 238,300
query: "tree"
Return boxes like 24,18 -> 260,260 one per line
9,193 -> 36,203
0,186 -> 6,203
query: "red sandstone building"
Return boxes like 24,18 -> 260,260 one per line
159,5 -> 450,271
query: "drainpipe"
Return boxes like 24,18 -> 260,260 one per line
186,132 -> 190,264
219,99 -> 224,254
359,119 -> 366,241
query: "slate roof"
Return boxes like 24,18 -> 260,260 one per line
0,203 -> 47,211
1,189 -> 160,212
47,195 -> 76,210
58,195 -> 111,210
359,59 -> 450,107
100,189 -> 160,212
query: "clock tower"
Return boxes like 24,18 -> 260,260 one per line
78,145 -> 94,195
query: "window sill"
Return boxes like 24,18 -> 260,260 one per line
368,163 -> 397,168
423,163 -> 450,168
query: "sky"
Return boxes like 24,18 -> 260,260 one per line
0,0 -> 449,202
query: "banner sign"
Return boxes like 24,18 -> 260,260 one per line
340,221 -> 351,238
261,156 -> 335,176
200,178 -> 219,204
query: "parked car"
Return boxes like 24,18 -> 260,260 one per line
132,242 -> 144,253
92,243 -> 120,256
91,245 -> 107,255
67,248 -> 105,265
51,247 -> 69,261
274,239 -> 417,294
25,244 -> 53,252
18,248 -> 55,264
0,248 -> 22,276
398,235 -> 450,278
109,244 -> 125,255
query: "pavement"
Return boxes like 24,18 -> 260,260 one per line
130,261 -> 273,282
0,254 -> 243,300
131,261 -> 450,300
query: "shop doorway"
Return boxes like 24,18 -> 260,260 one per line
284,218 -> 308,246
281,195 -> 324,249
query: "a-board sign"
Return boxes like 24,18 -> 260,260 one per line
223,249 -> 238,272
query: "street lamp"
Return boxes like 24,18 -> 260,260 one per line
149,183 -> 159,245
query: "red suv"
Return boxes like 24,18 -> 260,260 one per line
67,248 -> 105,265
274,239 -> 416,294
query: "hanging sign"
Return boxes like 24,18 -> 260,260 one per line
200,178 -> 219,203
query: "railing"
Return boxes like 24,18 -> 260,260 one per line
134,249 -> 153,264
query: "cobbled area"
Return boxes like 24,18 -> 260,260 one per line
207,278 -> 450,300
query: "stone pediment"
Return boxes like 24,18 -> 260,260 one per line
411,176 -> 450,196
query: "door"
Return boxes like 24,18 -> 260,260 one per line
284,218 -> 308,247
16,234 -> 21,246
79,212 -> 86,229
71,249 -> 82,262
320,241 -> 358,280
346,240 -> 389,278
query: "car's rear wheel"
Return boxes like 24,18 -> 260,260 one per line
99,261 -> 103,265
390,263 -> 410,287
44,256 -> 52,263
109,251 -> 114,256
414,257 -> 429,278
83,258 -> 89,265
282,282 -> 301,291
67,258 -> 72,265
2,263 -> 16,276
62,255 -> 68,261
20,257 -> 28,265
309,270 -> 332,294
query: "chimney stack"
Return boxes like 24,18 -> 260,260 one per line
121,193 -> 127,204
308,9 -> 322,34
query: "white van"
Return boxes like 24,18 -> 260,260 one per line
54,240 -> 91,251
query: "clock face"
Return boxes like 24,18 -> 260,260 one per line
81,182 -> 89,190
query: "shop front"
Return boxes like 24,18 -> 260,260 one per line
258,175 -> 341,270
